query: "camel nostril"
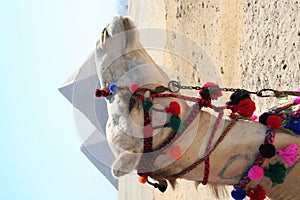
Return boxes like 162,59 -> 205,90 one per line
118,116 -> 127,131
122,18 -> 132,31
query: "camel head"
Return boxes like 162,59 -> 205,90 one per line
95,16 -> 170,177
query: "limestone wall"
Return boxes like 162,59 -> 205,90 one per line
119,0 -> 300,199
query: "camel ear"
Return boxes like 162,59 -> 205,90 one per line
112,151 -> 142,177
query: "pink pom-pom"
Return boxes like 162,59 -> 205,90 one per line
129,83 -> 139,93
291,88 -> 300,104
293,97 -> 300,105
248,166 -> 264,181
143,125 -> 153,137
251,114 -> 258,121
277,143 -> 300,166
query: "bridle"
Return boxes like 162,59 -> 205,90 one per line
95,81 -> 300,198
95,81 -> 250,191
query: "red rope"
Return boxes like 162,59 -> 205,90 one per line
202,158 -> 210,185
171,114 -> 238,178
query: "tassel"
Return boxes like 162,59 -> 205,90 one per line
138,176 -> 148,184
95,88 -> 111,97
293,97 -> 300,105
147,180 -> 167,193
292,88 -> 300,104
284,118 -> 300,135
247,185 -> 266,200
248,166 -> 264,181
264,162 -> 287,186
129,83 -> 139,93
259,112 -> 272,125
165,146 -> 182,161
259,143 -> 276,158
143,100 -> 153,111
267,115 -> 282,129
109,83 -> 117,93
199,82 -> 222,100
236,98 -> 256,117
165,101 -> 181,115
251,114 -> 258,121
228,89 -> 251,105
231,188 -> 246,200
277,143 -> 300,166
230,98 -> 256,118
166,115 -> 182,131
143,125 -> 153,137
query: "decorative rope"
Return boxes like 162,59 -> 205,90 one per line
171,114 -> 238,178
95,81 -> 300,196
232,101 -> 300,200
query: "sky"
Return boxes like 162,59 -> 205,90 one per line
0,0 -> 122,199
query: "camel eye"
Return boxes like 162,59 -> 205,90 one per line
129,96 -> 136,112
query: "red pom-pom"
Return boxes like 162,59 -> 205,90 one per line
129,83 -> 139,93
165,101 -> 180,115
236,98 -> 256,117
138,176 -> 148,184
267,115 -> 282,129
143,125 -> 153,137
247,185 -> 266,200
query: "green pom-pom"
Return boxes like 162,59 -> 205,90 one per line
143,101 -> 153,110
166,115 -> 182,131
264,162 -> 287,186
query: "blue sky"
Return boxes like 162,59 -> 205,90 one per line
0,0 -> 121,199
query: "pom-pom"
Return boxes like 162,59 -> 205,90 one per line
251,114 -> 258,121
267,115 -> 282,129
248,166 -> 264,181
277,143 -> 300,166
264,162 -> 287,186
259,143 -> 276,158
229,89 -> 251,105
138,176 -> 148,184
143,125 -> 153,137
165,146 -> 182,161
129,83 -> 139,93
236,98 -> 256,117
231,188 -> 247,200
247,185 -> 266,200
143,101 -> 153,111
95,89 -> 103,97
165,101 -> 181,115
109,83 -> 117,93
293,97 -> 300,105
199,82 -> 222,100
293,88 -> 300,104
284,118 -> 300,135
259,112 -> 272,125
166,115 -> 182,131
95,88 -> 110,97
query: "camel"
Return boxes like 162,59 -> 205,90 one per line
95,16 -> 300,200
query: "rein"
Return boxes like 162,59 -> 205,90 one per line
95,81 -> 300,197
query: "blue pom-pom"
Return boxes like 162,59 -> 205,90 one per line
109,83 -> 117,93
284,118 -> 300,135
231,188 -> 246,200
